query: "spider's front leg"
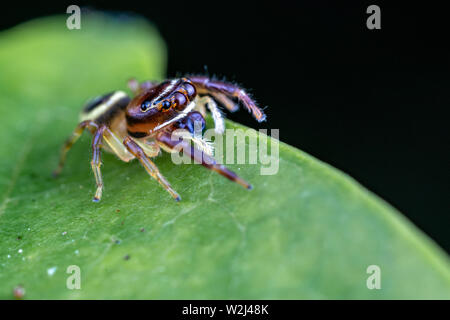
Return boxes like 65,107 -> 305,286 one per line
123,136 -> 181,201
157,131 -> 252,190
189,76 -> 266,122
195,96 -> 225,134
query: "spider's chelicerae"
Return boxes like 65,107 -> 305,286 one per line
54,76 -> 266,202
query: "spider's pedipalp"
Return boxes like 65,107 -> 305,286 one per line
196,96 -> 225,134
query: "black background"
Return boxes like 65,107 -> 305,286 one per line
1,1 -> 449,252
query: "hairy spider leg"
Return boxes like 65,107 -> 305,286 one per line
210,92 -> 239,113
123,136 -> 181,201
102,127 -> 136,162
91,126 -> 106,202
189,76 -> 266,122
53,120 -> 98,177
157,132 -> 252,190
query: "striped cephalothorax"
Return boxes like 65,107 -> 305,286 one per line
125,78 -> 198,137
54,76 -> 266,202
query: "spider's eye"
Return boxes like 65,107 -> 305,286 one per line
161,100 -> 171,111
140,100 -> 151,111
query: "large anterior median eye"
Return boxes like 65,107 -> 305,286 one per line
140,100 -> 151,111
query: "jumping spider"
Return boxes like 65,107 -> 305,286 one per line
53,76 -> 266,202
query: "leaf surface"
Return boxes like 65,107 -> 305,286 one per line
0,15 -> 449,299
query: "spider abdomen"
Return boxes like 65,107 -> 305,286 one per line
80,91 -> 130,125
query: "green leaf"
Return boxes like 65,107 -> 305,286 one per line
0,14 -> 449,299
